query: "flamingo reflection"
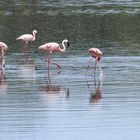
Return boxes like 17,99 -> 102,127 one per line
42,84 -> 69,97
89,80 -> 103,103
86,74 -> 103,103
41,71 -> 69,101
19,64 -> 36,80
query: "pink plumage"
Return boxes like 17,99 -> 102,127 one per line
86,47 -> 103,79
39,43 -> 62,53
0,42 -> 8,58
0,42 -> 8,51
89,48 -> 102,61
16,30 -> 37,43
16,30 -> 37,63
38,39 -> 70,53
38,39 -> 70,73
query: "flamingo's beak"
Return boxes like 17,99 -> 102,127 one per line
67,42 -> 70,48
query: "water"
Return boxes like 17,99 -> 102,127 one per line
0,1 -> 140,140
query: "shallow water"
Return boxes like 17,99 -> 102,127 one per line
0,1 -> 140,140
0,54 -> 140,140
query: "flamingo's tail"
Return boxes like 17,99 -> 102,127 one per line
16,37 -> 21,40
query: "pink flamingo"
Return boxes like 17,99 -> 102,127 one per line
86,48 -> 103,79
0,42 -> 8,57
38,39 -> 70,74
0,42 -> 8,75
16,30 -> 37,63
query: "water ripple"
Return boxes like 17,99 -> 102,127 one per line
1,0 -> 140,15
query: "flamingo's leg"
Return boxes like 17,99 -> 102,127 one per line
94,60 -> 97,85
85,57 -> 93,77
50,61 -> 61,75
44,55 -> 61,75
44,56 -> 61,70
23,43 -> 28,63
24,47 -> 27,63
98,61 -> 104,80
26,47 -> 30,63
50,61 -> 61,69
47,54 -> 51,86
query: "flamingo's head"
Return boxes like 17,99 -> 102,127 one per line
63,39 -> 70,48
33,30 -> 37,35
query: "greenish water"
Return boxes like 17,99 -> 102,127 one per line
0,0 -> 140,55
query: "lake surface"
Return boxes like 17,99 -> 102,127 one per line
0,1 -> 140,140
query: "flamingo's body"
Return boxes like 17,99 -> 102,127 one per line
89,48 -> 102,61
39,43 -> 63,52
16,30 -> 37,44
38,39 -> 70,53
38,39 -> 70,74
86,48 -> 103,79
16,30 -> 37,63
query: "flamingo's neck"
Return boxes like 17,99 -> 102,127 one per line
32,31 -> 37,41
60,40 -> 66,52
98,61 -> 104,80
33,34 -> 36,41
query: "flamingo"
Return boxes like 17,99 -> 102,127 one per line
0,42 -> 8,57
16,30 -> 37,63
0,42 -> 8,75
86,48 -> 103,79
38,39 -> 70,74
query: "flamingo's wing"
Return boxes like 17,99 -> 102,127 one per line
17,34 -> 33,41
45,43 -> 60,52
38,42 -> 60,52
